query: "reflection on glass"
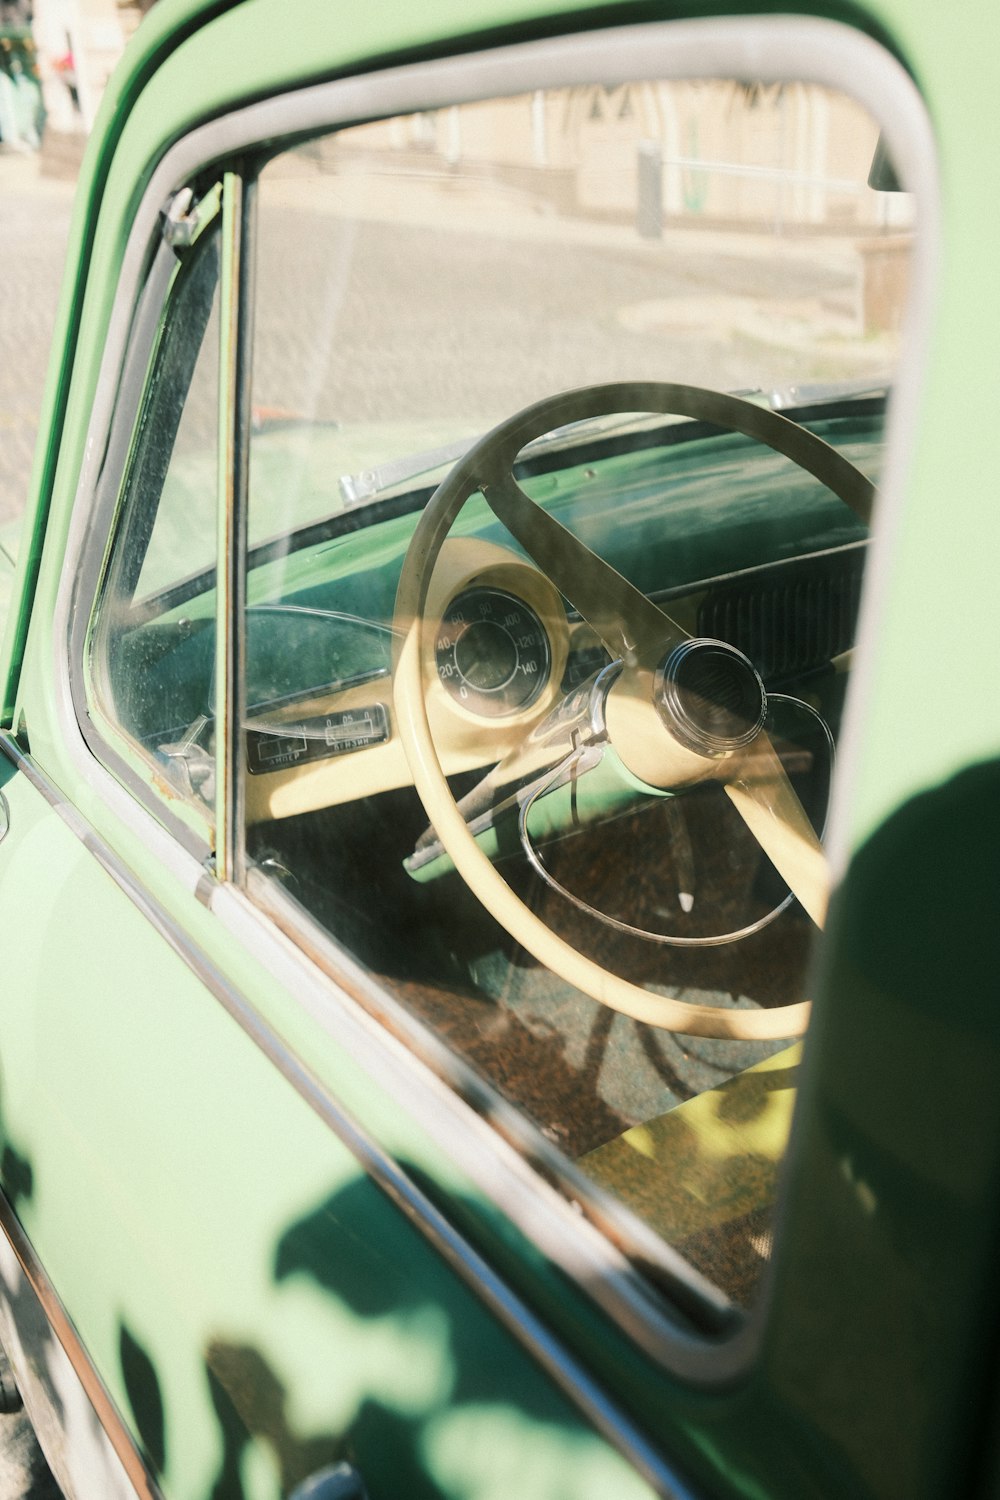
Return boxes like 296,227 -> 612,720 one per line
238,77 -> 914,1310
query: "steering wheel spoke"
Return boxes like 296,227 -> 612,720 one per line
723,732 -> 829,928
483,472 -> 686,667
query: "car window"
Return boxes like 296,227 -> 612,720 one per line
237,78 -> 913,1309
83,67 -> 917,1317
88,214 -> 221,827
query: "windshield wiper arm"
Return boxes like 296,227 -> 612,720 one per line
768,376 -> 889,411
339,436 -> 480,507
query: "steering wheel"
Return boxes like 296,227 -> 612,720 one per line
393,383 -> 875,1040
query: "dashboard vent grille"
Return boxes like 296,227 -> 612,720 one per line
697,550 -> 864,682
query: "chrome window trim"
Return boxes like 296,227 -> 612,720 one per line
48,12 -> 938,1387
215,169 -> 254,884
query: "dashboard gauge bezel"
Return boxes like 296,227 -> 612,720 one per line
420,538 -> 570,739
435,585 -> 551,718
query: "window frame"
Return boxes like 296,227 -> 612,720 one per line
83,198 -> 226,853
59,15 -> 939,1383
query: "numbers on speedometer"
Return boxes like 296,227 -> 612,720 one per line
435,587 -> 551,717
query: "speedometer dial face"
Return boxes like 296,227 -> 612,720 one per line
435,588 -> 550,717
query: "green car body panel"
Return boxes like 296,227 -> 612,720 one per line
0,0 -> 997,1498
0,754 -> 664,1500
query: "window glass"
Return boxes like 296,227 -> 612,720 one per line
87,74 -> 917,1313
89,221 -> 221,822
240,79 -> 914,1308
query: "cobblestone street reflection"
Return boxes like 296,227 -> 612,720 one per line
0,141 -> 889,534
0,152 -> 74,528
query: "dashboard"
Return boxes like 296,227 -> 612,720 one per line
240,539 -> 572,823
231,532 -> 863,828
116,400 -> 877,838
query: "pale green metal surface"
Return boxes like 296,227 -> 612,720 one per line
830,0 -> 1000,844
0,0 -> 997,1495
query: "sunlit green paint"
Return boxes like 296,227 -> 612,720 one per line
825,0 -> 1000,846
0,0 -> 997,1496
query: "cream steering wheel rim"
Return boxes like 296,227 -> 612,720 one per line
393,382 -> 874,1040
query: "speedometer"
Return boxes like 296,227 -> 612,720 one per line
435,587 -> 550,717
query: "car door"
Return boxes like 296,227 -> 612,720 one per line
6,3 -> 995,1500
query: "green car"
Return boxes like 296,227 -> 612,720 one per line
0,0 -> 995,1497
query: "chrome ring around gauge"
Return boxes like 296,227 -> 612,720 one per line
435,587 -> 550,717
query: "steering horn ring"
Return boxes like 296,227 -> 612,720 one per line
655,638 -> 767,758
